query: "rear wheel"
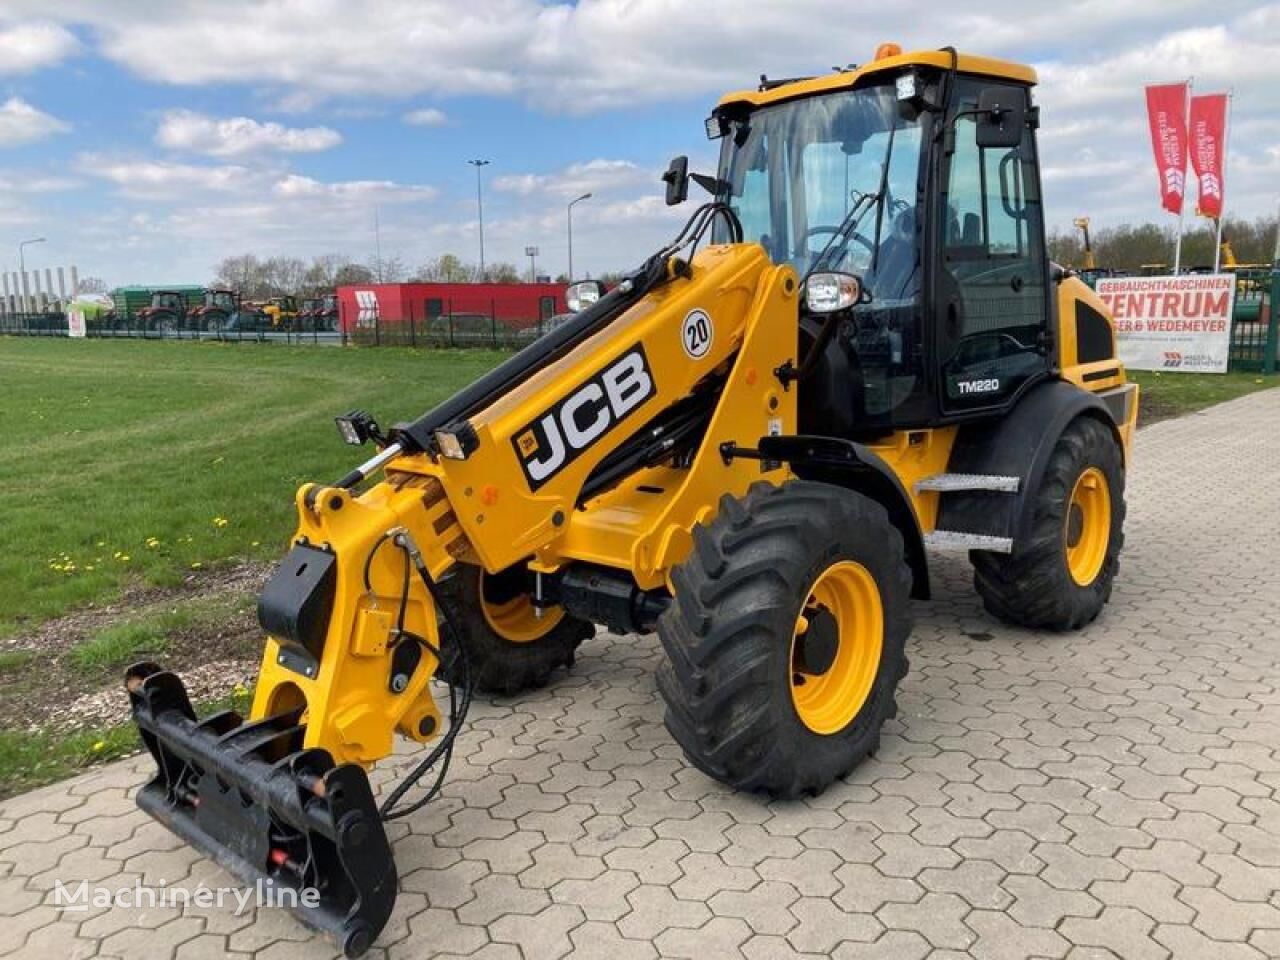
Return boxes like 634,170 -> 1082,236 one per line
437,564 -> 591,695
657,481 -> 912,799
973,416 -> 1125,630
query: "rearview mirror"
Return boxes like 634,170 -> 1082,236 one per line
662,155 -> 689,206
975,88 -> 1025,149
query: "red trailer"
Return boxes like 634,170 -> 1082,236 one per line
336,282 -> 566,340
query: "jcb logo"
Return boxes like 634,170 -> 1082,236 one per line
513,344 -> 656,490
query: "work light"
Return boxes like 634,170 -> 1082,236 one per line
335,410 -> 379,446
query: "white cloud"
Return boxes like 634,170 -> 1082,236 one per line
403,107 -> 448,127
493,159 -> 648,198
273,173 -> 436,201
0,169 -> 81,192
155,109 -> 341,156
10,1 -> 1280,276
0,97 -> 70,147
0,20 -> 77,75
78,156 -> 257,198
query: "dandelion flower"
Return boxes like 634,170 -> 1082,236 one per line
92,741 -> 105,752
212,516 -> 228,528
191,561 -> 203,570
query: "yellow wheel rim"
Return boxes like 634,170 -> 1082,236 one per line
479,571 -> 564,644
1065,466 -> 1111,586
789,560 -> 883,735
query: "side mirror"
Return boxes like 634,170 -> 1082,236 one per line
662,155 -> 689,206
975,88 -> 1025,149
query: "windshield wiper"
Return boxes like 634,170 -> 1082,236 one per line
806,107 -> 903,282
804,188 -> 881,281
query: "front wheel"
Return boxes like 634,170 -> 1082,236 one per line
657,481 -> 913,799
436,563 -> 592,695
973,416 -> 1125,630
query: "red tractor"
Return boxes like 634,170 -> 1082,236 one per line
134,290 -> 188,331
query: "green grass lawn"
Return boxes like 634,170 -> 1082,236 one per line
0,338 -> 506,635
1129,370 -> 1278,425
1,338 -> 1276,637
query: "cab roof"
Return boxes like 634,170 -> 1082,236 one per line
716,48 -> 1037,112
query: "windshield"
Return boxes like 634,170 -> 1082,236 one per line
715,84 -> 924,300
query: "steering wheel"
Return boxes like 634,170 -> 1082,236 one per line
805,225 -> 875,271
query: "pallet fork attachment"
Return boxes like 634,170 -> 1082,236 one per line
126,663 -> 396,958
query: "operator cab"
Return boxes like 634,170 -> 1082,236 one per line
707,49 -> 1052,438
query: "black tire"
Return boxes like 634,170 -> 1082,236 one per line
656,481 -> 913,799
436,564 -> 592,696
973,416 -> 1125,630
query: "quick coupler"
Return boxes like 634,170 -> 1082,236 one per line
125,662 -> 397,957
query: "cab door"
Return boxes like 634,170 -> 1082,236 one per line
935,79 -> 1051,415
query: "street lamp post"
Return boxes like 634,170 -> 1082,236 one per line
567,193 -> 592,281
18,237 -> 45,313
467,159 -> 490,280
524,245 -> 539,283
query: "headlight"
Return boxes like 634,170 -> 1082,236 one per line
433,422 -> 479,461
434,431 -> 466,460
566,280 -> 605,313
804,272 -> 862,313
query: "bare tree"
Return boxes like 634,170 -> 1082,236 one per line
334,261 -> 375,286
263,256 -> 307,296
368,254 -> 406,283
212,254 -> 267,296
412,253 -> 475,282
487,262 -> 521,283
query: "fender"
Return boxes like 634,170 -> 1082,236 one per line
938,379 -> 1121,545
754,435 -> 930,600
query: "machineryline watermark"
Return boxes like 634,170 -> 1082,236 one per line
51,877 -> 319,915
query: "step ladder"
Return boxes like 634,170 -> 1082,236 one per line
916,473 -> 1020,554
913,473 -> 1020,494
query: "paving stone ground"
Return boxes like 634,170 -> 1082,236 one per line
3,388 -> 1280,960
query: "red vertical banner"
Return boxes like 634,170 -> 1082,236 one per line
1189,93 -> 1228,218
1145,83 -> 1189,214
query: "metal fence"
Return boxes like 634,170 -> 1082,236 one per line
0,299 -> 560,350
1228,270 -> 1279,374
0,310 -> 344,345
336,298 -> 556,350
4,279 -> 1276,374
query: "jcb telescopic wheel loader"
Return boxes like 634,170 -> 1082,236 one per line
126,44 -> 1138,957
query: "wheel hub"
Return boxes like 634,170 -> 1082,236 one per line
1066,503 -> 1085,547
793,607 -> 839,676
1065,466 -> 1111,586
789,561 -> 884,735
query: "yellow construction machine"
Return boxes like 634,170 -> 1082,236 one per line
1074,216 -> 1096,271
127,44 -> 1138,956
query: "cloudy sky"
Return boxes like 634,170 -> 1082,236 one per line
0,1 -> 1276,286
